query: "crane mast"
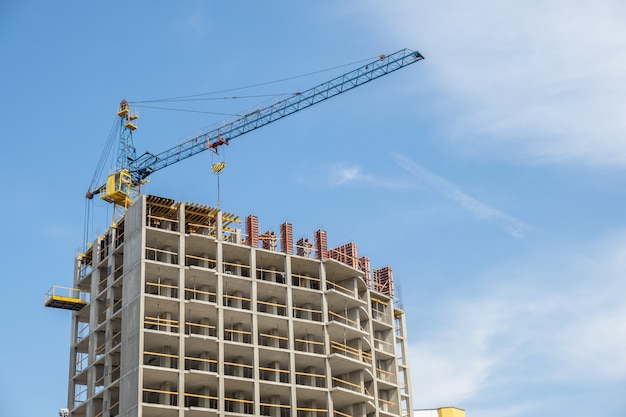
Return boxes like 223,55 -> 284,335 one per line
87,48 -> 424,206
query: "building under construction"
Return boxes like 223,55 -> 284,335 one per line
46,194 -> 413,417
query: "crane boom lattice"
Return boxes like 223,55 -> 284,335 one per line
87,48 -> 424,205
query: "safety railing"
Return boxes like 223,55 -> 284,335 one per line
292,305 -> 322,322
334,410 -> 352,417
94,373 -> 106,393
223,260 -> 251,277
95,343 -> 106,361
113,263 -> 123,280
185,321 -> 217,337
224,361 -> 254,378
326,280 -> 357,298
376,367 -> 397,384
260,403 -> 291,417
332,377 -> 364,394
45,286 -> 90,306
291,273 -> 320,289
295,370 -> 326,388
114,229 -> 124,248
75,352 -> 89,373
98,274 -> 108,293
256,267 -> 286,283
76,322 -> 90,343
144,350 -> 179,369
257,299 -> 287,316
294,337 -> 325,354
224,397 -> 254,414
330,341 -> 372,364
144,315 -> 179,333
378,398 -> 398,413
111,330 -> 122,347
372,309 -> 391,322
74,384 -> 88,407
145,246 -> 179,265
259,332 -> 289,349
224,294 -> 251,310
185,355 -> 217,372
224,328 -> 252,344
296,407 -> 328,417
328,310 -> 362,330
94,400 -> 120,417
110,365 -> 120,382
259,366 -> 290,383
145,281 -> 179,298
185,253 -> 217,269
184,392 -> 218,409
185,221 -> 217,236
184,286 -> 217,303
374,337 -> 394,353
146,214 -> 179,231
143,387 -> 178,406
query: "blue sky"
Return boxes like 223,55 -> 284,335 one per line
1,1 -> 625,416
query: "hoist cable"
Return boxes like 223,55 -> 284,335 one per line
130,55 -> 378,104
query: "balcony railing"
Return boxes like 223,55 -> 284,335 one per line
259,332 -> 289,349
291,273 -> 320,290
295,370 -> 326,388
224,294 -> 251,310
258,299 -> 287,316
224,328 -> 252,344
145,246 -> 179,265
145,281 -> 179,298
224,397 -> 254,414
330,341 -> 372,364
185,355 -> 218,372
185,254 -> 216,269
185,321 -> 217,337
184,287 -> 217,303
184,392 -> 218,409
224,361 -> 253,378
144,350 -> 179,369
260,403 -> 291,417
294,337 -> 325,354
143,387 -> 178,406
144,316 -> 179,333
259,366 -> 290,383
293,306 -> 322,322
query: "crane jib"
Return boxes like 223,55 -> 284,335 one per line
128,48 -> 424,182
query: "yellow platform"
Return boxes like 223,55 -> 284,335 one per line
44,286 -> 89,311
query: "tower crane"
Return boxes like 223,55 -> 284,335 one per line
86,48 -> 424,207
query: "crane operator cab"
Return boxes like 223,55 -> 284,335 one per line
101,169 -> 133,206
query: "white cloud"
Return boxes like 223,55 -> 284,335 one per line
393,154 -> 528,237
331,164 -> 367,186
368,0 -> 626,168
328,162 -> 413,189
408,232 -> 626,414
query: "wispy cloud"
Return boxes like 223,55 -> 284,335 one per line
408,231 -> 626,414
328,162 -> 413,189
393,154 -> 528,237
366,0 -> 626,168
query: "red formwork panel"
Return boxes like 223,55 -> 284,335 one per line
246,215 -> 259,247
329,242 -> 359,269
314,229 -> 328,260
280,222 -> 293,254
373,266 -> 394,297
359,256 -> 371,288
